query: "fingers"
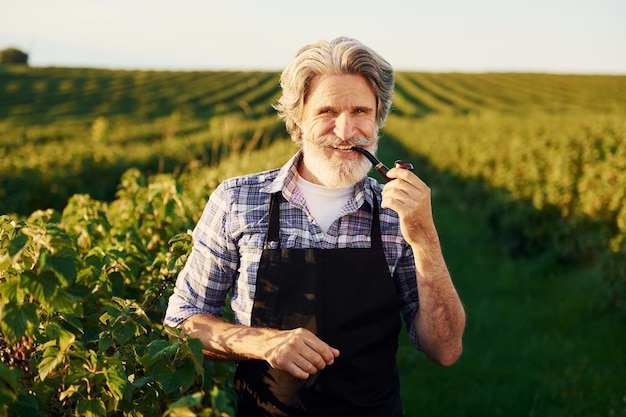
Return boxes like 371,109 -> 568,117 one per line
264,328 -> 340,380
381,168 -> 430,211
381,168 -> 438,246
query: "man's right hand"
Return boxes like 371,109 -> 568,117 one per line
179,314 -> 340,380
262,327 -> 340,380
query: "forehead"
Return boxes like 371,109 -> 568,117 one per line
305,74 -> 376,107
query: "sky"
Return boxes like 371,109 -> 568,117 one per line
1,0 -> 625,74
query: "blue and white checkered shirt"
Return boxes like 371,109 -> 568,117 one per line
164,151 -> 421,347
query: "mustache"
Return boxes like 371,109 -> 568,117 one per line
316,135 -> 374,148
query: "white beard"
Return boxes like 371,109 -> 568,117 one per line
301,134 -> 378,188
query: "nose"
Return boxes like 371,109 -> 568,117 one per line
333,112 -> 356,141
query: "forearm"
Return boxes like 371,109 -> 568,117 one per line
179,313 -> 276,362
412,237 -> 466,366
178,313 -> 341,379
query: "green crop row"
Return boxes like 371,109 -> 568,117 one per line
1,67 -> 280,122
0,114 -> 288,215
392,72 -> 626,116
1,67 -> 285,216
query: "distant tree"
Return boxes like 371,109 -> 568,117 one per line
0,47 -> 29,65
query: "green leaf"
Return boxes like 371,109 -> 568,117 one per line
0,361 -> 21,406
59,384 -> 81,401
168,392 -> 203,409
59,313 -> 84,335
108,270 -> 125,297
46,321 -> 76,352
79,249 -> 105,278
144,339 -> 182,366
104,363 -> 128,400
130,375 -> 153,389
154,362 -> 197,395
10,393 -> 45,416
0,301 -> 38,343
7,232 -> 29,258
49,288 -> 78,314
0,273 -> 20,302
37,345 -> 65,381
21,270 -> 58,304
0,252 -> 11,271
112,319 -> 143,345
210,384 -> 236,416
63,356 -> 89,385
39,246 -> 76,287
76,398 -> 107,417
98,333 -> 113,352
164,393 -> 203,417
143,339 -> 176,367
179,337 -> 207,376
168,232 -> 192,253
164,408 -> 198,417
111,322 -> 137,345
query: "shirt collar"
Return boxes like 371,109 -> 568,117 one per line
261,150 -> 375,212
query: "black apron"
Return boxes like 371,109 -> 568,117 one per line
234,192 -> 403,417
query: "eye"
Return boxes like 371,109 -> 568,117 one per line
353,107 -> 371,114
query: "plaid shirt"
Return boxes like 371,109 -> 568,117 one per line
164,151 -> 420,347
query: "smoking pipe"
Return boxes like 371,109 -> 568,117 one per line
350,147 -> 414,182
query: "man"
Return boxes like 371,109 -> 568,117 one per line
164,36 -> 465,417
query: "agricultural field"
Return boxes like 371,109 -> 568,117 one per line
1,65 -> 625,416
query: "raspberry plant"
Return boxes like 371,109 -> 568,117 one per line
0,170 -> 236,417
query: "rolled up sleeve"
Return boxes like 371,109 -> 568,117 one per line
164,183 -> 239,327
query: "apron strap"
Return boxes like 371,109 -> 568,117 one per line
370,192 -> 383,252
264,188 -> 384,251
264,193 -> 282,249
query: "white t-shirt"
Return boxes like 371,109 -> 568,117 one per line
296,175 -> 354,233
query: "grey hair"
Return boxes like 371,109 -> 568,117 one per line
274,37 -> 394,145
